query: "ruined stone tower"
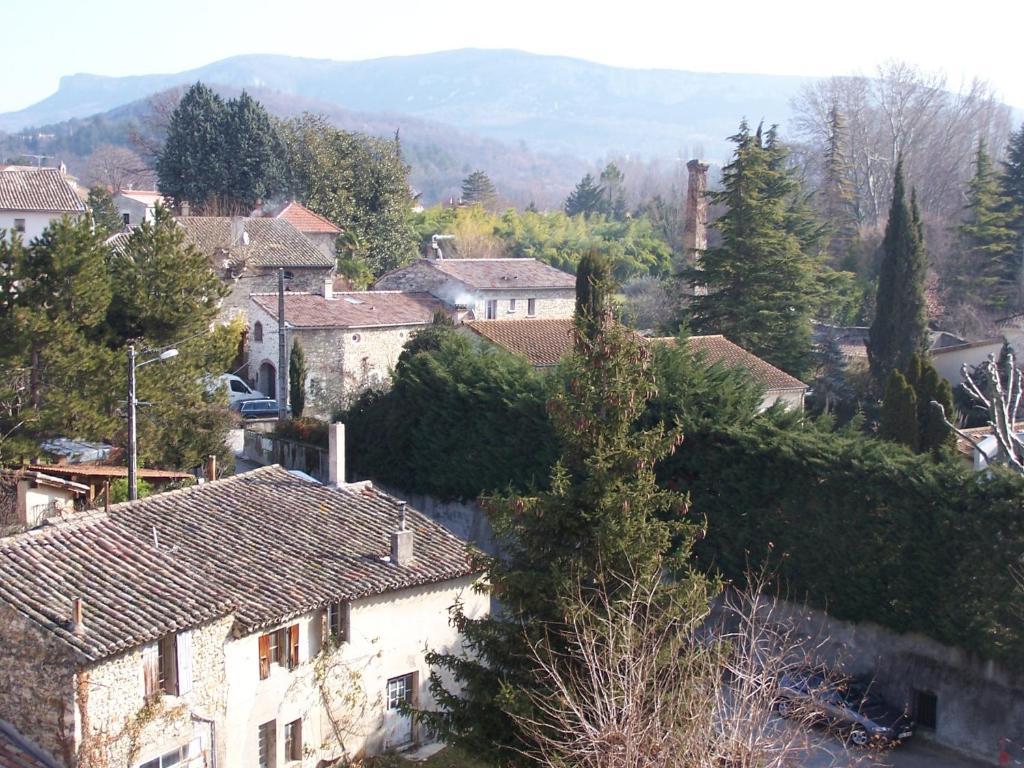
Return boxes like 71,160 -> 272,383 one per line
683,159 -> 710,266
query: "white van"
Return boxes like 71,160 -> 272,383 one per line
207,374 -> 266,407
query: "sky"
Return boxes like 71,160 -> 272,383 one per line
2,0 -> 1023,113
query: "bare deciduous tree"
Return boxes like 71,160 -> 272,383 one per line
84,145 -> 153,192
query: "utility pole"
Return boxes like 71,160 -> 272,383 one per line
127,345 -> 138,501
278,268 -> 288,420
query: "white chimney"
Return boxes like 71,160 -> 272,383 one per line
230,216 -> 246,246
328,422 -> 345,485
324,277 -> 334,300
180,200 -> 191,216
390,501 -> 414,565
71,598 -> 85,636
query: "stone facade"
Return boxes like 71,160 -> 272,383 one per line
221,268 -> 332,324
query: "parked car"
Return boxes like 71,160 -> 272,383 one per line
775,670 -> 914,748
205,374 -> 265,408
238,399 -> 287,420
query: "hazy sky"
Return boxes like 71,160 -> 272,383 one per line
3,0 -> 1022,113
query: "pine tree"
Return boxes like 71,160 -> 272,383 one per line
868,159 -> 928,386
156,82 -> 228,212
289,339 -> 308,419
956,141 -> 1018,313
599,162 -> 627,220
1000,123 -> 1024,308
223,91 -> 284,213
820,103 -> 859,267
87,186 -> 124,239
879,369 -> 919,451
681,121 -> 819,378
564,173 -> 605,218
461,170 -> 497,208
422,270 -> 708,766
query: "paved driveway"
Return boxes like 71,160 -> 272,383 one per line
800,732 -> 994,768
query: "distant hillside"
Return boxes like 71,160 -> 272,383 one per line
0,49 -> 814,162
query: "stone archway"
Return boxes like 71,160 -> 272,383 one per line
258,361 -> 276,399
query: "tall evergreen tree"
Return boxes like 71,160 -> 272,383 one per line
461,170 -> 497,208
156,83 -> 227,212
1000,123 -> 1024,308
423,270 -> 708,766
682,121 -> 819,377
820,103 -> 859,266
574,250 -> 614,339
87,186 -> 124,240
956,141 -> 1018,313
879,369 -> 919,451
564,173 -> 605,218
868,159 -> 928,386
223,91 -> 284,213
599,162 -> 627,220
289,339 -> 308,419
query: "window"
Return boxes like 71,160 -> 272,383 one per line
138,741 -> 198,768
485,300 -> 497,320
508,298 -> 517,313
284,718 -> 302,762
143,631 -> 191,699
258,720 -> 276,768
324,601 -> 350,645
229,379 -> 248,393
913,689 -> 937,730
122,212 -> 131,227
13,219 -> 25,234
254,321 -> 263,343
527,298 -> 537,316
387,673 -> 414,710
259,624 -> 300,679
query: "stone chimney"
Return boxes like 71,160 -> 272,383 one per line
328,422 -> 345,486
683,160 -> 710,267
70,598 -> 85,636
230,216 -> 246,247
180,200 -> 190,217
390,501 -> 414,565
205,454 -> 217,483
323,277 -> 334,301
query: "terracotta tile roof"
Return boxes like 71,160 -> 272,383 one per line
275,201 -> 342,234
0,513 -> 233,662
0,168 -> 85,213
252,291 -> 443,329
954,422 -> 1024,460
0,721 -> 61,768
108,465 -> 475,632
659,335 -> 808,392
465,319 -> 574,367
25,464 -> 192,481
418,258 -> 576,290
178,216 -> 334,269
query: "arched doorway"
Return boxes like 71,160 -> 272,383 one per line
259,362 -> 276,399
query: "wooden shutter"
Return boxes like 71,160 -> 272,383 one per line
258,633 -> 271,680
141,642 -> 159,698
288,624 -> 300,669
176,630 -> 193,695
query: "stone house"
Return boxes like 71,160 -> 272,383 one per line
248,285 -> 444,412
272,201 -> 342,263
374,257 -> 576,321
0,432 -> 485,768
0,469 -> 88,532
461,319 -> 808,411
177,216 -> 335,322
0,167 -> 85,242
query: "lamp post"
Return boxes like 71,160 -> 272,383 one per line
127,345 -> 178,501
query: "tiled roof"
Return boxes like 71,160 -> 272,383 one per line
0,168 -> 85,213
178,216 -> 334,269
252,291 -> 443,329
25,464 -> 193,481
410,258 -> 576,290
465,319 -> 574,367
104,231 -> 132,257
108,466 -> 475,632
0,720 -> 60,768
0,513 -> 233,662
659,335 -> 808,392
275,201 -> 342,234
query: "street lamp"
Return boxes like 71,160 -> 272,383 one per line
127,345 -> 178,501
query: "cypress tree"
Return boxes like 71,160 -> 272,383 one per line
682,121 -> 819,378
917,362 -> 954,455
156,82 -> 228,212
868,159 -> 928,386
223,91 -> 284,213
879,369 -> 920,452
574,249 -> 614,339
821,103 -> 859,267
957,141 -> 1018,313
289,338 -> 308,419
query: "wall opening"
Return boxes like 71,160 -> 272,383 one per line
913,689 -> 938,730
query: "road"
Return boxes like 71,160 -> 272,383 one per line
800,731 -> 994,768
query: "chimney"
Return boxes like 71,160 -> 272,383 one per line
230,216 -> 246,247
328,422 -> 345,485
71,598 -> 85,636
205,454 -> 217,483
323,277 -> 334,300
180,200 -> 190,217
390,501 -> 414,565
683,160 -> 710,267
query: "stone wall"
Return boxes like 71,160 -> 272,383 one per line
76,615 -> 234,768
0,602 -> 77,766
221,267 -> 333,323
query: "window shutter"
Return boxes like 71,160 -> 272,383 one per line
176,630 -> 193,695
288,624 -> 300,669
141,642 -> 159,698
320,609 -> 329,648
258,633 -> 270,679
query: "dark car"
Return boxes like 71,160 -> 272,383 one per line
776,670 -> 914,748
238,399 -> 287,420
